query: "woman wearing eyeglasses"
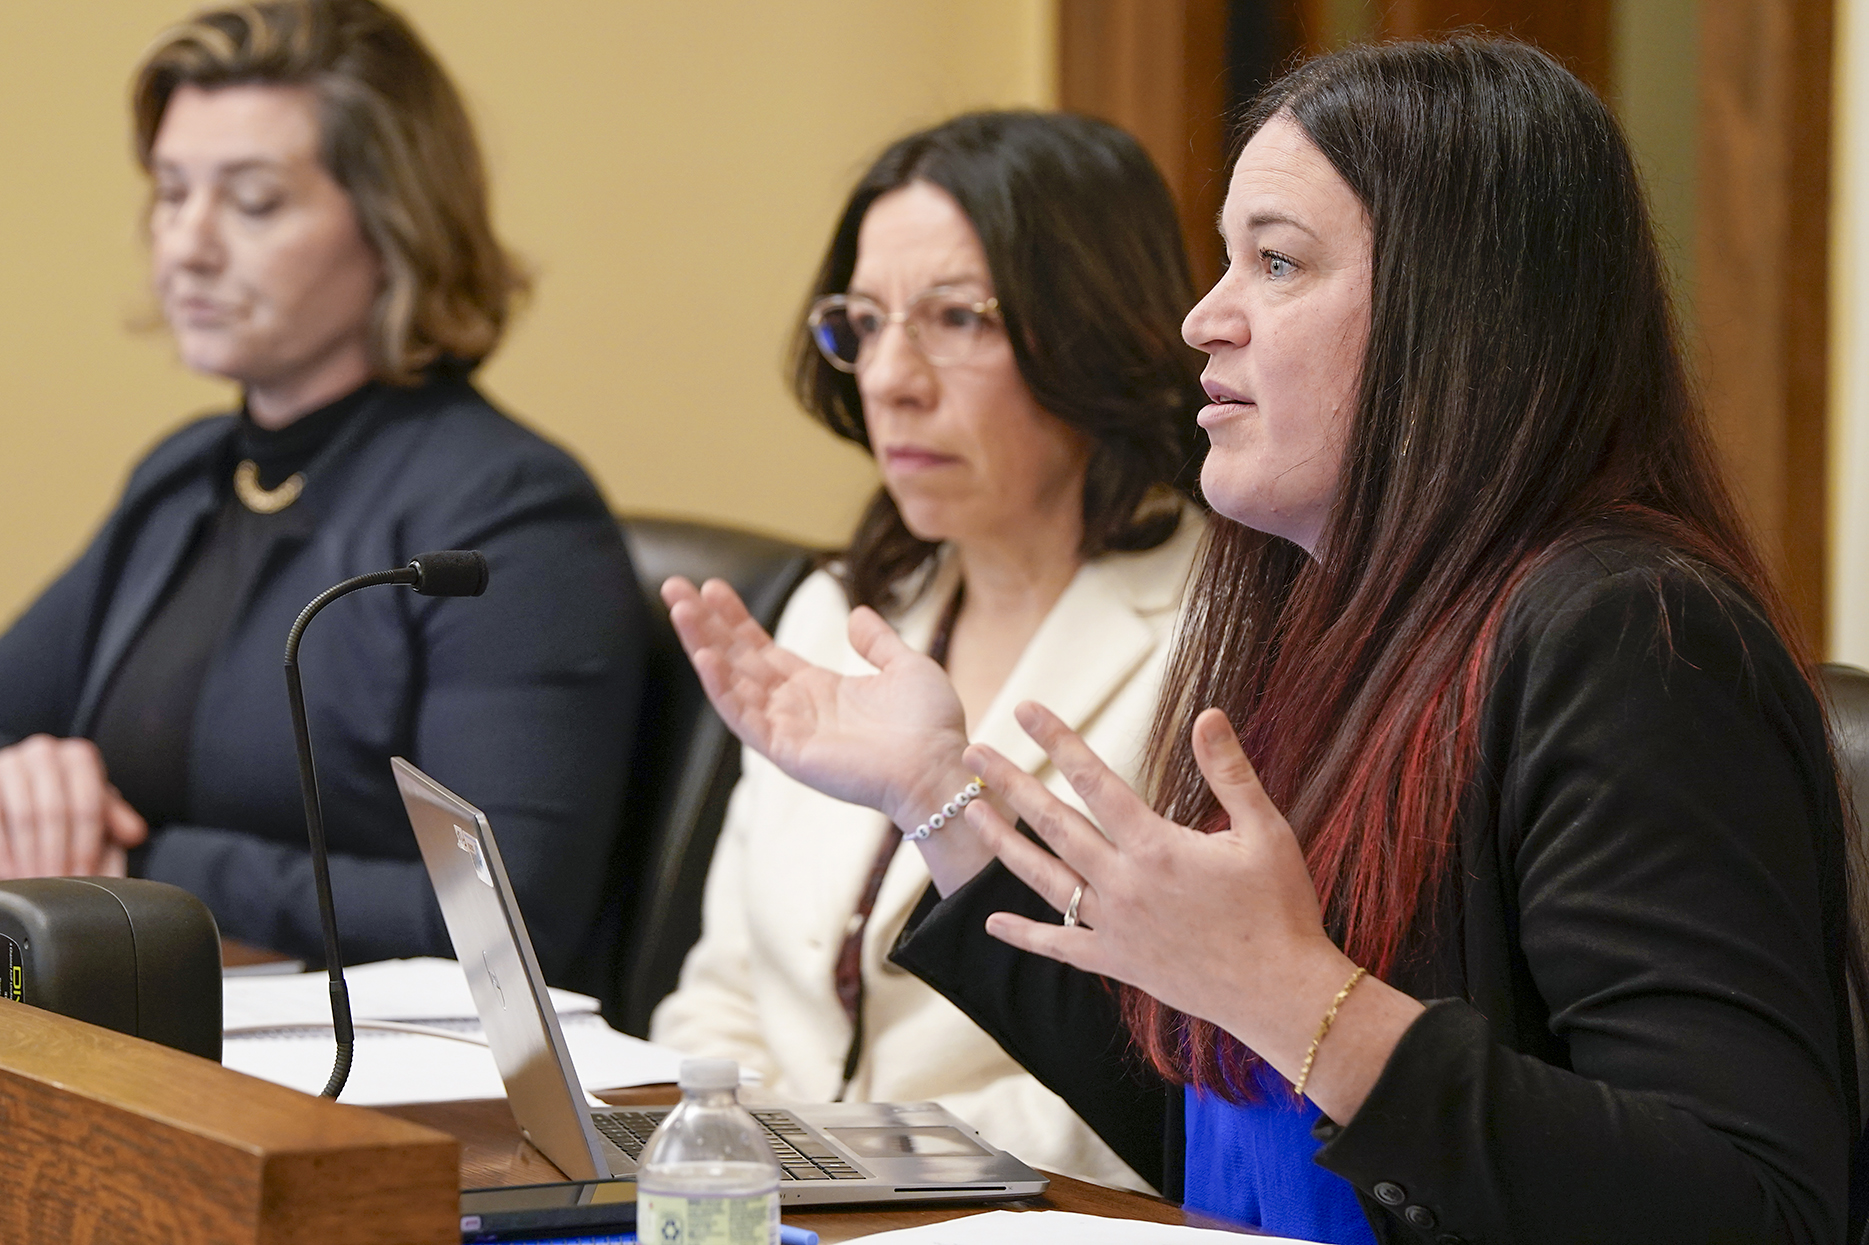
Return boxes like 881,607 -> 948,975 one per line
649,111 -> 1206,1190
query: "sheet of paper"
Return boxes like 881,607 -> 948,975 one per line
843,1210 -> 1328,1245
223,1025 -> 509,1103
222,956 -> 598,1030
222,1011 -> 688,1105
220,958 -> 687,1105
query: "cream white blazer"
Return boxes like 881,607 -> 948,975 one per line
650,511 -> 1205,1192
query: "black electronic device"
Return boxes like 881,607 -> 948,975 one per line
458,1179 -> 636,1242
285,549 -> 489,1099
0,877 -> 221,1060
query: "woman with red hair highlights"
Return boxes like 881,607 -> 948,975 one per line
664,38 -> 1856,1244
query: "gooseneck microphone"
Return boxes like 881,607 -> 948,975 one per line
283,550 -> 489,1098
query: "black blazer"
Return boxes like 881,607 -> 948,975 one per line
895,534 -> 1855,1244
0,377 -> 645,979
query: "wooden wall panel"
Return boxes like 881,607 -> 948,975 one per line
1698,0 -> 1833,649
1058,0 -> 1233,291
1369,0 -> 1611,92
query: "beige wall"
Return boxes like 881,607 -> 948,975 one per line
1612,0 -> 1699,328
0,0 -> 1056,625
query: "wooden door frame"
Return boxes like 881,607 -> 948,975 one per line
1057,0 -> 1233,292
1697,0 -> 1834,651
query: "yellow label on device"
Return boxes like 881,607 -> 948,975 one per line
638,1190 -> 777,1245
0,934 -> 23,1002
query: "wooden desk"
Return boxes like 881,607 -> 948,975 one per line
220,937 -> 294,970
377,1086 -> 1255,1242
218,943 -> 1251,1238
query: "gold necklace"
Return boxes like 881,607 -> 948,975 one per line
233,459 -> 305,514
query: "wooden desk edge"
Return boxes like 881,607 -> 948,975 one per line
0,997 -> 455,1154
0,1000 -> 460,1244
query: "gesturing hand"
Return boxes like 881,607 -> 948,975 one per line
0,735 -> 148,879
662,576 -> 969,828
963,702 -> 1423,1121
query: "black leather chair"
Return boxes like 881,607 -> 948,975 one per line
597,515 -> 818,1036
1817,663 -> 1869,1245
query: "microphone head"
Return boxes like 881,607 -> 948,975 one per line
408,550 -> 489,597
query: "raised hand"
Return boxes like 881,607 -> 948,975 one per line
662,576 -> 970,827
962,702 -> 1423,1122
0,734 -> 149,878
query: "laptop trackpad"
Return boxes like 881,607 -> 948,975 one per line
825,1126 -> 990,1159
818,1121 -> 994,1181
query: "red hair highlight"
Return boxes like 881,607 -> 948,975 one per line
1125,511 -> 1793,1101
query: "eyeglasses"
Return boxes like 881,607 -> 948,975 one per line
806,286 -> 1002,373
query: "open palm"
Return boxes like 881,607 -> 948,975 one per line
662,576 -> 968,823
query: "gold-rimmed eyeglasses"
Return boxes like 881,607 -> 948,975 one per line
806,286 -> 1002,373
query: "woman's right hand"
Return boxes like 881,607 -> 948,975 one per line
663,576 -> 997,892
663,576 -> 969,821
0,735 -> 148,878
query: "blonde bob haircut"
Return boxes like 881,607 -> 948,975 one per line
132,0 -> 528,383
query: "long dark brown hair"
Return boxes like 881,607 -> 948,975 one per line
792,111 -> 1205,610
1130,38 -> 1807,1096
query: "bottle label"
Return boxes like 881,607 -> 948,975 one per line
638,1190 -> 778,1245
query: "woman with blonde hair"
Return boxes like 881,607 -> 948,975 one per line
0,0 -> 644,978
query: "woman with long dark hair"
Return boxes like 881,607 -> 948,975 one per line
664,39 -> 1855,1243
651,111 -> 1204,1189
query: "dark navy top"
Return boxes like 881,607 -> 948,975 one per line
0,377 -> 646,978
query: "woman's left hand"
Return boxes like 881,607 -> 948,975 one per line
964,701 -> 1424,1121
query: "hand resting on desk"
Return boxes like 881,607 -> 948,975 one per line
0,734 -> 146,878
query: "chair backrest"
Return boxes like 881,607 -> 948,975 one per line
602,515 -> 817,1035
1816,663 -> 1869,1245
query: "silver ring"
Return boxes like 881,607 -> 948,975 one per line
1062,883 -> 1085,928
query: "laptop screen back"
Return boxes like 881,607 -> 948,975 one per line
394,757 -> 610,1180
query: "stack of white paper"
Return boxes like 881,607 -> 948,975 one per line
221,957 -> 688,1106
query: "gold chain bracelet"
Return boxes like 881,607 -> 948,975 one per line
1292,965 -> 1368,1100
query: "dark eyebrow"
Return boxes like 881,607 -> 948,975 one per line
1215,208 -> 1321,243
846,273 -> 989,301
1246,211 -> 1319,239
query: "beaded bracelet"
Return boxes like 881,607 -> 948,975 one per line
903,777 -> 986,841
1292,965 -> 1368,1100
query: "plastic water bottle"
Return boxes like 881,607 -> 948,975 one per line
638,1058 -> 780,1245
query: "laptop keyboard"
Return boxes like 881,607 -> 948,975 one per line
591,1109 -> 865,1181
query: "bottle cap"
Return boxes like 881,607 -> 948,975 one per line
678,1057 -> 740,1091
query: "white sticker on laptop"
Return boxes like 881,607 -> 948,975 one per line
454,825 -> 493,887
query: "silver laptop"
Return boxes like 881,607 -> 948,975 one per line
393,757 -> 1049,1206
